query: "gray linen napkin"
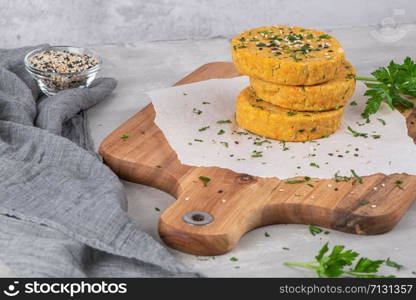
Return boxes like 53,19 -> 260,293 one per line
0,46 -> 197,277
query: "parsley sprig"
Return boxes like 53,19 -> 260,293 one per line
356,57 -> 416,120
284,243 -> 394,278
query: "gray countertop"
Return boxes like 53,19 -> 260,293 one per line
1,25 -> 416,277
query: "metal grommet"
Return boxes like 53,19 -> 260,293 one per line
235,173 -> 256,184
182,211 -> 214,226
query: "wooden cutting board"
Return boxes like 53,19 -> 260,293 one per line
99,62 -> 416,256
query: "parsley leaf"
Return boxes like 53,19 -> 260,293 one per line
357,57 -> 416,120
318,244 -> 359,277
284,243 -> 394,278
309,225 -> 323,236
352,257 -> 385,275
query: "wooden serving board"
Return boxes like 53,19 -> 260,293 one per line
99,62 -> 416,256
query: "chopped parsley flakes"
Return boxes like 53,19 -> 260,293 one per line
347,126 -> 368,138
251,150 -> 263,158
385,258 -> 404,271
334,171 -> 351,182
318,34 -> 331,40
351,169 -> 363,184
280,141 -> 289,151
220,141 -> 229,148
253,138 -> 271,146
309,225 -> 323,236
217,120 -> 232,124
286,176 -> 311,184
377,118 -> 386,126
198,126 -> 210,132
193,108 -> 202,115
395,180 -> 404,190
199,176 -> 211,187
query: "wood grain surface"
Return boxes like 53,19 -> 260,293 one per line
99,62 -> 416,256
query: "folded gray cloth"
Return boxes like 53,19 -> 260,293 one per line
0,46 -> 197,277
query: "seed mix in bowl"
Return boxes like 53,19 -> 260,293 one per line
26,48 -> 100,94
28,49 -> 99,73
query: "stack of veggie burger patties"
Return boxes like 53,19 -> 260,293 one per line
232,26 -> 356,142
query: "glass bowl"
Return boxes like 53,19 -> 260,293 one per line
24,46 -> 102,96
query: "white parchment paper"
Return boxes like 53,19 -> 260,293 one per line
147,76 -> 416,179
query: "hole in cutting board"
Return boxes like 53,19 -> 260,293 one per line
182,211 -> 214,226
192,214 -> 205,222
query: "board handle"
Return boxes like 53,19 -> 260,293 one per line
158,170 -> 274,255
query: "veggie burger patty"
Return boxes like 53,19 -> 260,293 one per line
250,61 -> 356,111
236,87 -> 344,142
231,25 -> 345,85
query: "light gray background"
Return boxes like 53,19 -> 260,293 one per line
1,0 -> 416,277
1,0 -> 415,48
